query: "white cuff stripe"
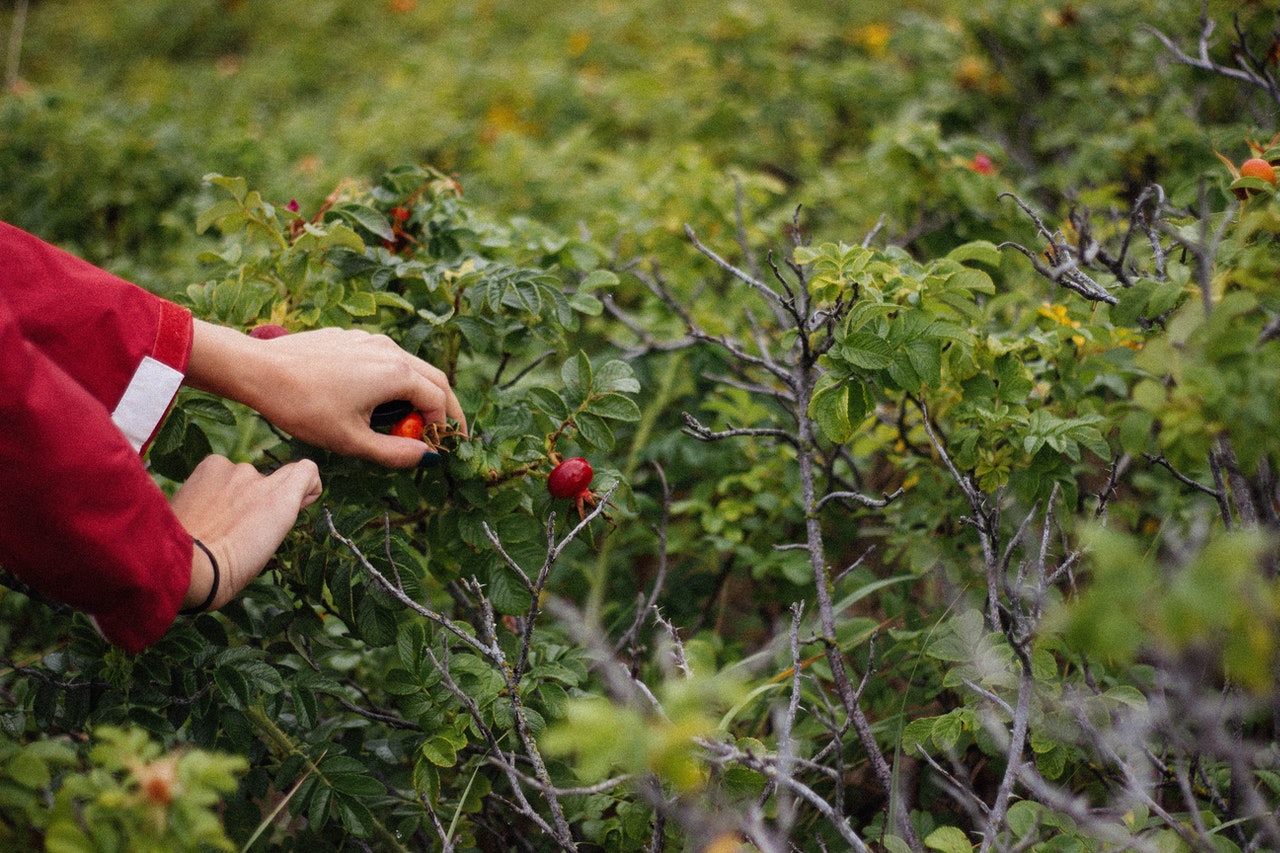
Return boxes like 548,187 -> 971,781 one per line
111,356 -> 184,452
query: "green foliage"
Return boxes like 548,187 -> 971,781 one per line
5,0 -> 1280,850
0,726 -> 243,853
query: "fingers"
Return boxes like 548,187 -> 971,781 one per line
406,359 -> 468,436
170,455 -> 325,611
347,427 -> 442,469
274,457 -> 322,508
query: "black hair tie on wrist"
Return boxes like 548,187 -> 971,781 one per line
180,538 -> 220,616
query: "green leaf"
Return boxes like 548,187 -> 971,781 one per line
594,360 -> 641,393
581,269 -> 619,289
331,202 -> 395,241
585,392 -> 641,422
213,666 -> 251,711
5,751 -> 50,789
1006,800 -> 1043,837
203,173 -> 248,203
925,825 -> 974,853
809,381 -> 853,444
946,240 -> 1003,268
307,782 -> 333,831
947,267 -> 997,295
486,563 -> 533,615
883,835 -> 914,853
328,773 -> 386,798
413,756 -> 440,805
182,396 -> 237,426
373,290 -> 416,311
421,736 -> 459,768
931,711 -> 965,751
527,386 -> 569,421
840,333 -> 895,369
195,198 -> 245,234
574,411 -> 615,449
562,351 -> 593,396
569,291 -> 604,315
341,291 -> 379,317
336,795 -> 376,837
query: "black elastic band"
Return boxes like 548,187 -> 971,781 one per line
180,538 -> 220,615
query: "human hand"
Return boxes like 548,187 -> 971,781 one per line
186,322 -> 466,468
169,455 -> 323,611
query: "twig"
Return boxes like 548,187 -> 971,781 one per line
680,411 -> 801,447
615,463 -> 673,654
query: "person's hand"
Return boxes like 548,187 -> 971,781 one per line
169,455 -> 323,611
185,322 -> 466,469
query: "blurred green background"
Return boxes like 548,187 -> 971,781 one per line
3,0 -> 1267,293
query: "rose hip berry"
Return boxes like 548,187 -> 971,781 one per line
247,323 -> 290,340
390,412 -> 426,441
1241,157 -> 1278,186
548,456 -> 593,500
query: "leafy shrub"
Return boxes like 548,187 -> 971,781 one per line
4,1 -> 1280,851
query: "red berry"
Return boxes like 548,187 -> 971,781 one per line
969,153 -> 996,175
248,323 -> 290,340
391,412 -> 426,441
548,456 -> 594,500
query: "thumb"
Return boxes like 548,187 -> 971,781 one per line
270,458 -> 324,508
352,433 -> 441,469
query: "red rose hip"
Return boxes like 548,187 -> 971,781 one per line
547,456 -> 593,500
248,323 -> 290,340
390,412 -> 426,441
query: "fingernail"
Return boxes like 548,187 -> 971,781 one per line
419,450 -> 442,468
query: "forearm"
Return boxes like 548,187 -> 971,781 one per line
184,319 -> 281,412
184,320 -> 466,468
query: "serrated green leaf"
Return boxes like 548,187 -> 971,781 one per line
840,333 -> 895,369
809,382 -> 853,444
568,291 -> 604,315
562,351 -> 593,395
527,386 -> 569,420
328,773 -> 385,798
594,360 -> 641,393
883,835 -> 914,853
195,198 -> 245,235
581,269 -> 619,289
575,411 -> 615,449
1006,800 -> 1043,837
931,711 -> 965,751
213,667 -> 251,711
336,796 -> 375,837
421,736 -> 459,767
307,782 -> 332,831
341,291 -> 379,317
373,290 -> 416,311
946,240 -> 1003,268
925,825 -> 974,853
331,203 -> 395,241
203,173 -> 248,203
585,392 -> 641,422
182,397 -> 237,426
413,756 -> 440,805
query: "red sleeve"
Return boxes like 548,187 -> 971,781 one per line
0,224 -> 195,652
0,221 -> 192,453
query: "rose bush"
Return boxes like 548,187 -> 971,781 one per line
4,1 -> 1280,851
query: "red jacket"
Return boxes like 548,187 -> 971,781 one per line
0,222 -> 193,653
